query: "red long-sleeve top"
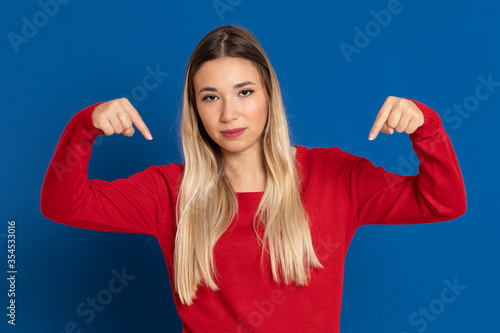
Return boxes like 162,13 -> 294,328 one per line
40,98 -> 466,332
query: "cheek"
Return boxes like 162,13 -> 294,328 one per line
253,97 -> 268,124
197,108 -> 217,134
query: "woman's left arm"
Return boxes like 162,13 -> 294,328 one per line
346,96 -> 467,227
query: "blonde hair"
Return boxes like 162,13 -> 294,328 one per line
175,25 -> 323,305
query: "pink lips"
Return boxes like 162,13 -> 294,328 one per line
221,128 -> 246,138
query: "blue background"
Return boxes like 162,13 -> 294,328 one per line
1,0 -> 498,332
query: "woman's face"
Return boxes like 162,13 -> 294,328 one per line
193,56 -> 268,157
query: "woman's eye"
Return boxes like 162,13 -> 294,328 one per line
239,89 -> 254,97
202,95 -> 217,102
202,90 -> 253,102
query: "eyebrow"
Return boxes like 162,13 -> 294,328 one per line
197,81 -> 256,95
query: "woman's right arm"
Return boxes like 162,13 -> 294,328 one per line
40,98 -> 170,236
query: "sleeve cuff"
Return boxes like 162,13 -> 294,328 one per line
404,97 -> 443,142
74,101 -> 107,139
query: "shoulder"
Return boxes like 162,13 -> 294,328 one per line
295,144 -> 345,161
142,162 -> 183,175
135,162 -> 184,190
295,144 -> 364,175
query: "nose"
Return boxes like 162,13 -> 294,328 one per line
220,99 -> 239,122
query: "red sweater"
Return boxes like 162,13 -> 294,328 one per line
40,98 -> 466,332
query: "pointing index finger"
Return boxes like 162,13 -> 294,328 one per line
125,103 -> 153,140
134,115 -> 153,140
368,100 -> 392,140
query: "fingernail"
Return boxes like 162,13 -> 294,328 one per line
148,134 -> 153,140
368,132 -> 375,140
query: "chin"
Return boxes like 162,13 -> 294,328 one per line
212,133 -> 264,155
219,144 -> 247,154
218,141 -> 254,154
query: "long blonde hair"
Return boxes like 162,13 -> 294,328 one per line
175,25 -> 323,305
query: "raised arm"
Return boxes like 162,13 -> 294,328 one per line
40,98 -> 174,236
337,96 -> 467,228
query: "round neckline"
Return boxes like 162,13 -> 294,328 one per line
235,145 -> 304,199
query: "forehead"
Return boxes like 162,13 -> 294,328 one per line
193,57 -> 262,87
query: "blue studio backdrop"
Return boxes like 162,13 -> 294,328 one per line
1,0 -> 498,332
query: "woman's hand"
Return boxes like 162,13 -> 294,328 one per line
92,97 -> 153,140
368,96 -> 424,140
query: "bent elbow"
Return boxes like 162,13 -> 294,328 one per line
433,181 -> 467,221
439,197 -> 467,221
40,197 -> 58,222
40,191 -> 67,222
454,197 -> 467,219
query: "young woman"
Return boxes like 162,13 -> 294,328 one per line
41,25 -> 467,332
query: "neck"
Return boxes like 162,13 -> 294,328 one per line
221,144 -> 266,193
